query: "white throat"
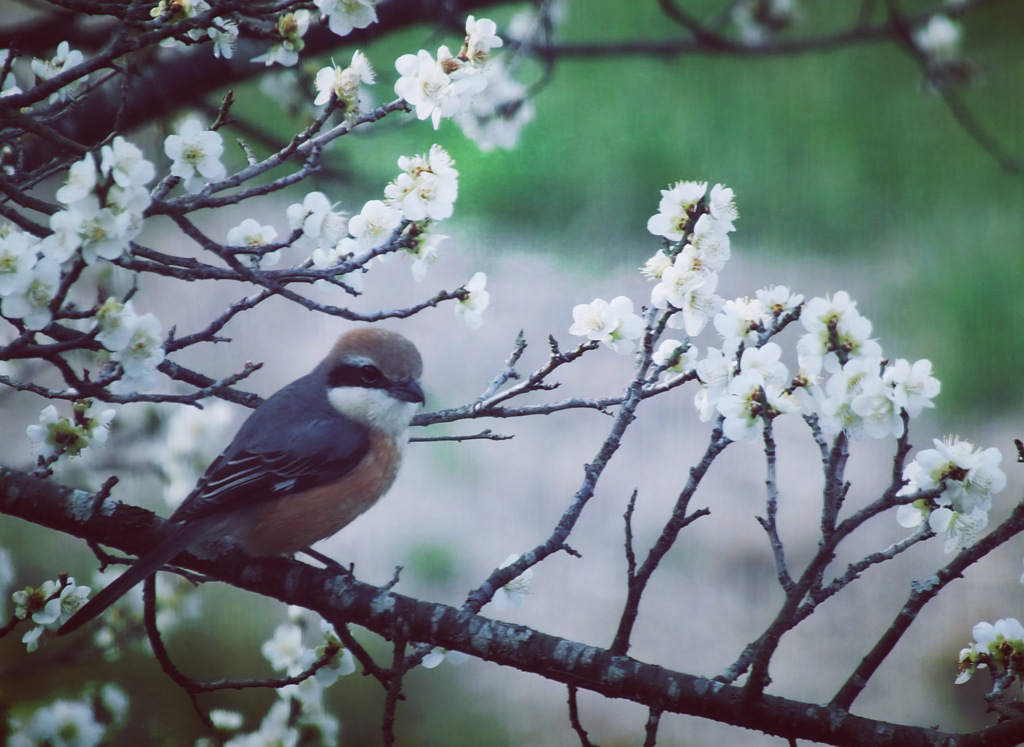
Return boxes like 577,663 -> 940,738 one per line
327,386 -> 420,437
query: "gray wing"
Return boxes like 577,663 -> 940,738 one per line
170,371 -> 369,524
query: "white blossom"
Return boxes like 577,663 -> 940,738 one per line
164,118 -> 226,192
384,144 -> 459,222
492,553 -> 533,610
30,41 -> 85,102
313,50 -> 375,117
110,312 -> 165,392
455,272 -> 490,330
2,256 -> 61,330
349,199 -> 402,250
315,0 -> 379,38
569,295 -> 644,354
647,181 -> 707,241
394,46 -> 487,130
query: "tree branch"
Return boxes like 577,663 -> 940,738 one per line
4,466 -> 1023,746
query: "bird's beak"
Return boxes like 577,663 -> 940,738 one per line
390,379 -> 425,404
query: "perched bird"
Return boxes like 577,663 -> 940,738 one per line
59,327 -> 424,635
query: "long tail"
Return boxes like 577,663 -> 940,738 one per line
58,522 -> 199,636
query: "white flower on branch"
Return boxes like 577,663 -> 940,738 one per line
311,237 -> 364,292
315,0 -> 380,38
455,272 -> 490,330
463,16 -> 504,65
24,401 -> 116,463
100,136 -> 156,189
385,144 -> 459,222
54,156 -> 97,204
29,40 -> 85,103
287,191 -> 348,249
714,296 -> 767,351
652,338 -> 697,380
646,180 -> 708,241
227,218 -> 280,268
209,17 -> 239,60
72,196 -> 133,265
956,618 -> 1024,685
694,347 -> 734,422
313,50 -> 375,117
690,212 -> 732,270
394,47 -> 487,130
349,199 -> 401,250
651,249 -> 721,336
883,358 -> 940,418
716,343 -> 796,441
708,183 -> 739,230
110,312 -> 165,393
569,295 -> 644,354
756,284 -> 803,319
407,226 -> 447,283
797,291 -> 882,377
164,118 -> 226,193
492,553 -> 534,611
0,228 -> 38,297
421,646 -> 470,669
251,10 -> 311,67
914,15 -> 962,62
2,256 -> 60,330
262,622 -> 307,675
6,696 -> 106,744
899,437 -> 1006,513
641,249 -> 672,280
897,436 -> 1006,552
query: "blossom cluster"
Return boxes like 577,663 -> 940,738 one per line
5,4 -> 535,147
28,40 -> 85,102
570,179 -> 736,358
150,1 -> 239,59
213,611 -> 355,744
394,16 -> 506,132
44,138 -> 154,264
12,575 -> 91,651
95,299 -> 166,392
26,400 -> 116,464
294,144 -> 489,328
567,178 -> 1006,557
0,141 -> 153,338
896,436 -> 1006,553
6,683 -> 128,747
0,128 -> 171,393
0,136 -> 155,327
955,618 -> 1024,686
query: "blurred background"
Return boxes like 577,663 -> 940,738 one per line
3,0 -> 1024,744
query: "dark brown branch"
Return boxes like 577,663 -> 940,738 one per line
4,466 -> 1024,747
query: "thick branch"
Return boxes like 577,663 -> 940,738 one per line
2,466 -> 1022,746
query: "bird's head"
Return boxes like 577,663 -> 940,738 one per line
321,328 -> 425,436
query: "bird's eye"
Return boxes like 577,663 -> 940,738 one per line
359,365 -> 384,386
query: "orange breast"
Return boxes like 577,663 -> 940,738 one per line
237,432 -> 403,556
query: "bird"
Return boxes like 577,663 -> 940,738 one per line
58,327 -> 424,636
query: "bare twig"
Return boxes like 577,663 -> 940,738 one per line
567,685 -> 597,747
